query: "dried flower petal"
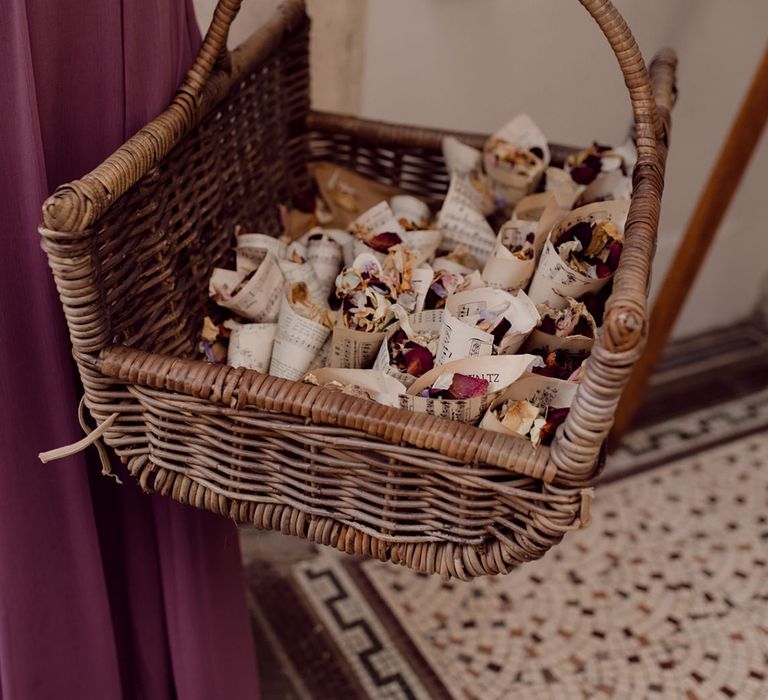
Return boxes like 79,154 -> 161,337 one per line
606,240 -> 623,271
368,231 -> 403,252
538,299 -> 596,339
556,220 -> 623,278
201,316 -> 220,343
595,261 -> 613,279
403,344 -> 434,377
531,349 -> 585,380
498,399 -> 541,437
446,373 -> 489,400
566,142 -> 625,185
570,163 -> 599,185
490,317 -> 512,346
535,407 -> 570,446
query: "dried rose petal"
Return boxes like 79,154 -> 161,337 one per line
499,400 -> 541,437
573,316 -> 594,338
581,285 -> 611,326
537,407 -> 570,445
585,154 -> 603,173
368,231 -> 403,252
570,164 -> 598,185
531,349 -> 584,381
403,344 -> 434,377
595,261 -> 613,279
491,317 -> 511,346
538,316 -> 557,335
390,329 -> 408,348
559,221 -> 593,249
447,373 -> 489,400
365,276 -> 386,291
607,240 -> 623,271
424,281 -> 448,310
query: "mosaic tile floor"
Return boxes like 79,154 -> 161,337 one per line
354,432 -> 768,699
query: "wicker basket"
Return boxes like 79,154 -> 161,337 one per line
39,0 -> 676,579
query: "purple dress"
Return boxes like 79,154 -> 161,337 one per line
0,1 -> 260,697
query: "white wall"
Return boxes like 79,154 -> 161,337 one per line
194,0 -> 768,338
359,1 -> 768,338
193,0 -> 366,113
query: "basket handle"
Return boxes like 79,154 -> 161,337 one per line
178,0 -> 242,95
550,50 -> 676,481
190,0 -> 664,150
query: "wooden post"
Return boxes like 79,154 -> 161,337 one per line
611,44 -> 768,443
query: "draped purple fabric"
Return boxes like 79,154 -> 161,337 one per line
0,1 -> 260,697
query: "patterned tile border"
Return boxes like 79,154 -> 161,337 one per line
607,386 -> 768,481
292,555 -> 434,700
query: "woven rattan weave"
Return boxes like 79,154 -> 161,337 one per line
39,0 -> 677,579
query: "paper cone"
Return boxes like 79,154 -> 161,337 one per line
209,251 -> 283,322
436,174 -> 496,266
527,200 -> 630,309
436,287 -> 540,364
399,354 -> 539,424
227,323 -> 277,372
372,309 -> 444,387
269,296 -> 332,380
390,195 -> 431,227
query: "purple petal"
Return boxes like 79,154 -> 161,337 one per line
390,329 -> 408,347
531,349 -> 584,381
584,154 -> 603,174
424,284 -> 447,310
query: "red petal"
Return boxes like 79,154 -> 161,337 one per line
570,164 -> 598,185
403,345 -> 434,377
538,408 -> 570,445
595,261 -> 613,279
538,316 -> 557,334
368,232 -> 403,252
447,373 -> 489,400
559,221 -> 593,248
607,240 -> 623,271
